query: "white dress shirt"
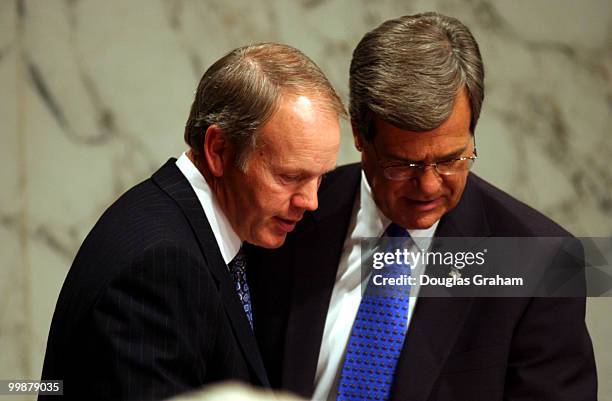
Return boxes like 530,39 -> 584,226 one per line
312,170 -> 439,401
175,152 -> 242,265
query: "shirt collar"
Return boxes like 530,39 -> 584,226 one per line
175,152 -> 242,265
359,169 -> 439,251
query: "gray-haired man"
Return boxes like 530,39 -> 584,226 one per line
251,13 -> 597,401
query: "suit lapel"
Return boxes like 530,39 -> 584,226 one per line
390,174 -> 490,401
152,159 -> 269,387
282,164 -> 362,397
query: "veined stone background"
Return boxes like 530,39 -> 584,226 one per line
0,0 -> 610,399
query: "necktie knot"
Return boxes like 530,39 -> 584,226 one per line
381,223 -> 411,258
384,222 -> 409,239
228,250 -> 247,275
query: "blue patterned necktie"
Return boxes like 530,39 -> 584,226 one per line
228,248 -> 253,329
337,223 -> 411,401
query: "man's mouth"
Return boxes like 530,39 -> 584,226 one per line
274,217 -> 301,233
404,197 -> 442,212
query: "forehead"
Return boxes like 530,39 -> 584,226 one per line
256,94 -> 340,170
373,118 -> 471,156
372,90 -> 473,159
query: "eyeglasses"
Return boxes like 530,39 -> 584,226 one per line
371,140 -> 478,181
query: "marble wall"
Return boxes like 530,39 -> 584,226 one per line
0,0 -> 610,399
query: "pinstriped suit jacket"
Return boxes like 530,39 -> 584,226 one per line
40,159 -> 269,400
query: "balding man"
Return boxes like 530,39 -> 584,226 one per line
41,43 -> 344,400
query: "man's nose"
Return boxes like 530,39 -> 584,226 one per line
415,165 -> 443,196
292,179 -> 319,211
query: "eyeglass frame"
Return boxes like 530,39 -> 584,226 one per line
369,136 -> 478,181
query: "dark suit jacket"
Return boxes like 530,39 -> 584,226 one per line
249,163 -> 597,401
40,159 -> 269,401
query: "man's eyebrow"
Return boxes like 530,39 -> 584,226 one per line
277,166 -> 335,177
438,145 -> 469,160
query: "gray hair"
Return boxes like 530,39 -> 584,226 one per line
349,12 -> 484,140
184,43 -> 346,170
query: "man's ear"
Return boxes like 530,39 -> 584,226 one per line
351,120 -> 364,152
203,125 -> 231,177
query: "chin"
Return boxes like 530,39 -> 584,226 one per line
404,212 -> 442,230
254,233 -> 287,249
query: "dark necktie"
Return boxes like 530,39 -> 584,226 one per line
337,223 -> 411,401
228,248 -> 253,328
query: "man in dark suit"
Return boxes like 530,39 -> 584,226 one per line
249,13 -> 597,401
40,43 -> 344,400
